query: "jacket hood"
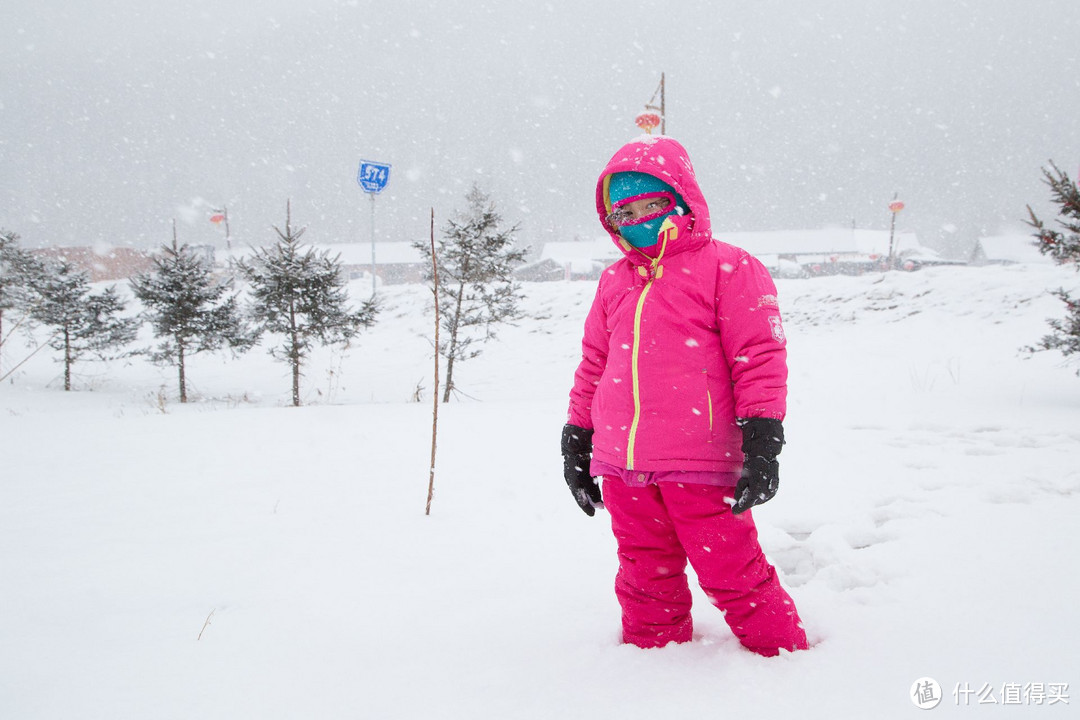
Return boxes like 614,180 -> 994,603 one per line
595,135 -> 713,258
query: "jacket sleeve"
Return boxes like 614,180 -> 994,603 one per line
716,252 -> 788,421
567,281 -> 610,429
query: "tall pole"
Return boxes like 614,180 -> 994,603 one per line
887,193 -> 905,271
211,205 -> 232,252
369,193 -> 377,297
425,207 -> 440,516
660,72 -> 665,135
358,159 -> 390,296
887,209 -> 897,270
223,206 -> 231,252
644,72 -> 666,135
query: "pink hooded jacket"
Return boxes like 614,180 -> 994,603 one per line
567,136 -> 787,474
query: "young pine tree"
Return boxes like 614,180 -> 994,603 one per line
1026,161 -> 1080,370
413,185 -> 527,402
238,202 -> 378,407
131,227 -> 254,402
1,229 -> 45,376
29,260 -> 139,391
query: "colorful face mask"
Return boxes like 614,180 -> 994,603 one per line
606,171 -> 688,247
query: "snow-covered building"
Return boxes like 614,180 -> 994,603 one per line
718,228 -> 941,277
223,242 -> 426,285
969,234 -> 1050,265
324,242 -> 426,284
530,238 -> 621,281
31,245 -> 156,282
536,228 -> 942,280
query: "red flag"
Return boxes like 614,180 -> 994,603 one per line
210,213 -> 225,224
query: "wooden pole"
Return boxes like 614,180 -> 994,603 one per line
887,211 -> 897,270
211,206 -> 232,251
660,71 -> 666,135
887,192 -> 899,270
645,72 -> 666,135
425,208 -> 440,516
223,206 -> 231,251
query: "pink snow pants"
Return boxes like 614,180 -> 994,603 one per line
603,478 -> 808,655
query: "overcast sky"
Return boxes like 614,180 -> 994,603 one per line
2,0 -> 1078,258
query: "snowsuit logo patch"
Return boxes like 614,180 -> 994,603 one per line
769,315 -> 786,344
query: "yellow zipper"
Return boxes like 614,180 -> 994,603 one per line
624,218 -> 676,470
626,274 -> 653,470
707,387 -> 714,431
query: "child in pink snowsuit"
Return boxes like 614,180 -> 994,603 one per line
561,136 -> 809,655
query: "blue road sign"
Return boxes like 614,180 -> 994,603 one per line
357,160 -> 391,194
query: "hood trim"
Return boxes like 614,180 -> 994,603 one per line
596,137 -> 713,263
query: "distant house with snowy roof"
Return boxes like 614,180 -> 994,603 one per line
534,228 -> 941,280
223,242 -> 426,285
969,234 -> 1050,265
718,228 -> 941,277
32,245 -> 155,282
326,242 -> 426,284
526,238 -> 621,281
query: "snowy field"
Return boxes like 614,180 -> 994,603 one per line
2,261 -> 1079,718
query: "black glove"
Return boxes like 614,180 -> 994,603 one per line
732,418 -> 785,515
561,424 -> 602,516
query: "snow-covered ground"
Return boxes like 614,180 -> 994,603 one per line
2,262 -> 1079,718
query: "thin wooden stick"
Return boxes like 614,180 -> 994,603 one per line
425,208 -> 440,516
0,330 -> 61,384
197,608 -> 215,641
0,311 -> 30,347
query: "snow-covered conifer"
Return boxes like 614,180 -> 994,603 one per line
1026,162 -> 1080,370
413,185 -> 527,402
0,229 -> 45,376
29,260 -> 139,391
238,201 -> 378,407
131,226 -> 254,402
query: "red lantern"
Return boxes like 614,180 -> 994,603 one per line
888,201 -> 905,213
635,112 -> 661,133
210,213 -> 225,224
